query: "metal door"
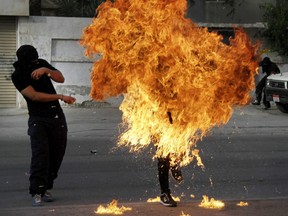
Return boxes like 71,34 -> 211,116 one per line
0,16 -> 16,108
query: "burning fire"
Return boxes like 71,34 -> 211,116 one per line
237,201 -> 249,207
198,195 -> 225,210
95,200 -> 132,215
81,0 -> 260,166
180,211 -> 191,216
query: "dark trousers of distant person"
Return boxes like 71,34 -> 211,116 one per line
28,115 -> 67,196
255,75 -> 270,108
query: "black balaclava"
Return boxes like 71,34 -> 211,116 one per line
259,57 -> 271,67
16,45 -> 39,64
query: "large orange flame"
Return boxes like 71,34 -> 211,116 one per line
81,0 -> 260,166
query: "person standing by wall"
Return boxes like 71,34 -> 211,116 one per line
252,57 -> 280,110
11,45 -> 76,206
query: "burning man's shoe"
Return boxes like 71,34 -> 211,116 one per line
32,194 -> 43,207
42,190 -> 53,202
252,100 -> 260,105
170,165 -> 183,184
160,193 -> 177,207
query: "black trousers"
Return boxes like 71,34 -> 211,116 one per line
157,156 -> 171,194
27,115 -> 67,196
255,75 -> 270,107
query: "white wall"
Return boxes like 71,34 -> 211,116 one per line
17,16 -> 123,108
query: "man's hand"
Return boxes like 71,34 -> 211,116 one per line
31,67 -> 65,83
31,67 -> 49,80
21,85 -> 76,104
62,95 -> 76,104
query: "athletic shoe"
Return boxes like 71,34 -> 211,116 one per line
42,190 -> 53,202
32,194 -> 43,207
160,193 -> 177,207
252,100 -> 260,105
263,103 -> 271,110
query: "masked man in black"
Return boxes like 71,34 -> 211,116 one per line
252,57 -> 280,110
11,45 -> 76,206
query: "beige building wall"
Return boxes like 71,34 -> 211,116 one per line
16,16 -> 123,108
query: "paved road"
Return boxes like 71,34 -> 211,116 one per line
0,104 -> 288,216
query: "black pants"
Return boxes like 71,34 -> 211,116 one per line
255,75 -> 270,107
28,115 -> 67,196
157,156 -> 171,194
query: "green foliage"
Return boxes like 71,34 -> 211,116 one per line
223,0 -> 245,16
82,0 -> 104,17
52,0 -> 82,17
29,0 -> 41,16
52,0 -> 106,17
260,2 -> 288,56
29,0 -> 106,17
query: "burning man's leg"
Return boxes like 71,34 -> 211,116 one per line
157,156 -> 177,207
170,163 -> 183,183
157,156 -> 170,194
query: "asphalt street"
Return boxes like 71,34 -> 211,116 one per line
0,103 -> 288,216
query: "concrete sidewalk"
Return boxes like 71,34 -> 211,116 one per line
1,199 -> 288,216
1,106 -> 288,216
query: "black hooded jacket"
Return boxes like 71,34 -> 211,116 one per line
12,45 -> 63,118
259,57 -> 280,76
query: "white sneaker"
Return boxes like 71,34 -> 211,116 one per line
42,190 -> 53,202
32,194 -> 43,206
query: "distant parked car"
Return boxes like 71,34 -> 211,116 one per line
265,72 -> 288,113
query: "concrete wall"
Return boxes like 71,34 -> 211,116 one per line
17,16 -> 123,108
0,0 -> 29,16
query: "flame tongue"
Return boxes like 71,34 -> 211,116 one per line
95,200 -> 132,215
81,0 -> 260,166
199,195 -> 225,209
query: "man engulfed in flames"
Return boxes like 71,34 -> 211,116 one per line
81,0 -> 260,207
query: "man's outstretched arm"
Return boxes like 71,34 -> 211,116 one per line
21,85 -> 75,104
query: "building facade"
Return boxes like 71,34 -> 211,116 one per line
0,0 -> 285,108
0,0 -> 29,108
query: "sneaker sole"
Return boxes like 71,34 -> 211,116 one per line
160,200 -> 177,207
32,202 -> 44,207
43,198 -> 53,202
